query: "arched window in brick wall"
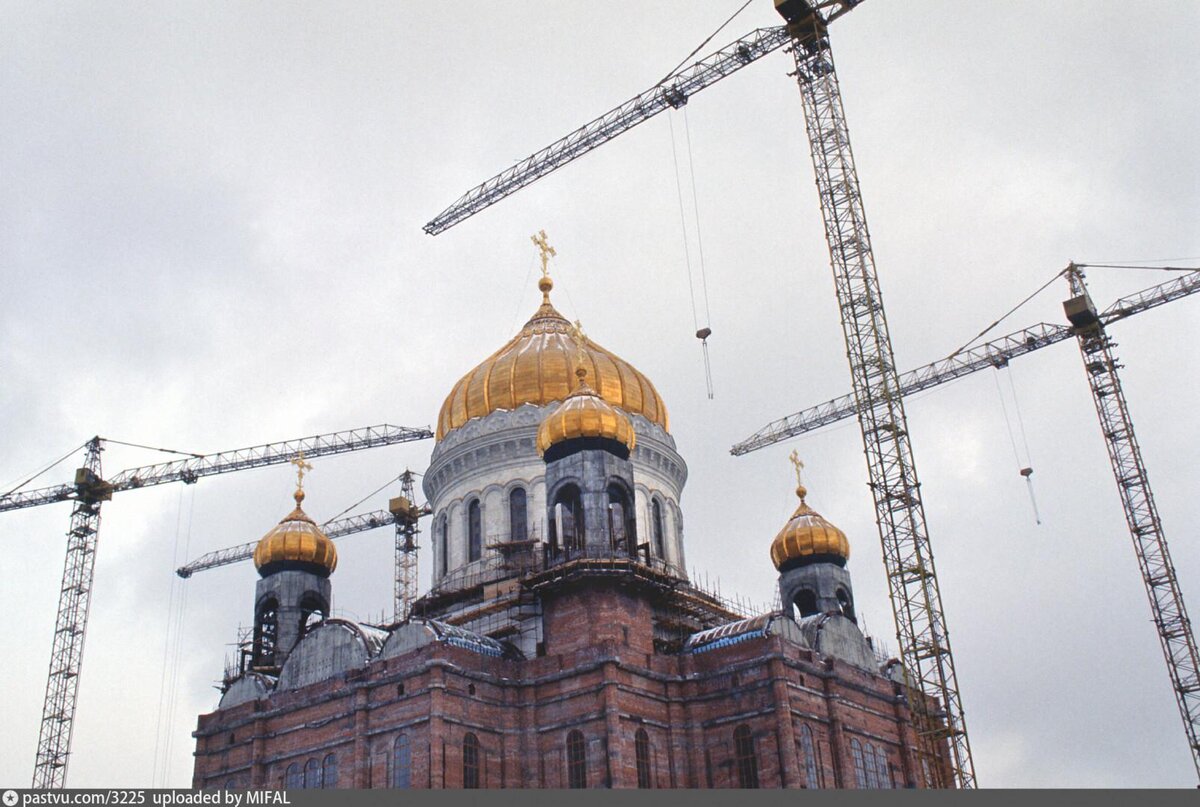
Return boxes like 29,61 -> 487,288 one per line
393,734 -> 411,788
635,728 -> 652,788
303,757 -> 321,789
285,762 -> 301,789
509,487 -> 527,543
322,754 -> 337,789
463,733 -> 480,789
799,724 -> 820,788
566,730 -> 587,789
467,500 -> 482,562
874,746 -> 892,789
863,739 -> 880,788
733,724 -> 759,788
851,738 -> 867,788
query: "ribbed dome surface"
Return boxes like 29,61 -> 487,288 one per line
253,489 -> 338,577
770,486 -> 850,571
436,281 -> 668,441
536,372 -> 637,457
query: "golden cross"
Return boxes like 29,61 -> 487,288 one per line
291,451 -> 314,489
531,229 -> 556,277
570,319 -> 588,380
789,450 -> 804,487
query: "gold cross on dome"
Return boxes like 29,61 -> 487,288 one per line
291,451 -> 314,489
531,229 -> 556,277
789,450 -> 804,486
570,319 -> 588,376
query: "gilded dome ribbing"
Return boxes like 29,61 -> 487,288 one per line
769,485 -> 850,571
253,489 -> 338,578
436,276 -> 668,441
537,367 -> 638,457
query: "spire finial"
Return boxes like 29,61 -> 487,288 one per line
570,319 -> 589,388
291,451 -> 313,504
789,450 -> 807,501
531,229 -> 556,302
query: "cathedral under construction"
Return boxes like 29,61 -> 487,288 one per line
191,260 -> 949,789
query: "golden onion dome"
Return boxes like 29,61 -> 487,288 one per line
536,366 -> 638,457
436,274 -> 668,441
770,484 -> 851,571
253,488 -> 338,578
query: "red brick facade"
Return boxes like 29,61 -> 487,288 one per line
193,575 -> 942,789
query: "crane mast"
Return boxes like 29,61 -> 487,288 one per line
778,0 -> 973,786
1064,265 -> 1200,779
5,424 -> 434,788
33,438 -> 109,789
392,470 -> 425,623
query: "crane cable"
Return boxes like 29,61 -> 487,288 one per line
658,2 -> 755,401
992,366 -> 1041,525
656,0 -> 756,86
1,440 -> 89,497
325,472 -> 405,525
668,107 -> 716,399
153,485 -> 196,786
946,269 -> 1064,361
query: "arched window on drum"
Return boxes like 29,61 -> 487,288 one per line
607,483 -> 636,556
437,514 -> 448,577
651,498 -> 665,559
467,499 -> 482,562
509,487 -> 528,543
550,484 -> 584,552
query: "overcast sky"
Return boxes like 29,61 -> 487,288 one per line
2,0 -> 1198,789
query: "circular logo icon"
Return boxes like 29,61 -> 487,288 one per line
2,790 -> 18,807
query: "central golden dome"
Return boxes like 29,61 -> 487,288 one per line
436,276 -> 669,441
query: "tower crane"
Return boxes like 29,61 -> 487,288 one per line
423,0 -> 974,786
176,469 -> 430,624
732,265 -> 1200,780
0,423 -> 433,789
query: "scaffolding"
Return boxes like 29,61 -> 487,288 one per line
410,532 -> 767,658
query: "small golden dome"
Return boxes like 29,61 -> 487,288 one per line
253,488 -> 338,577
436,276 -> 668,441
770,484 -> 850,571
536,367 -> 638,457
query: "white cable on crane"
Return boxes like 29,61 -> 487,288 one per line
152,485 -> 195,786
667,109 -> 715,399
993,368 -> 1040,525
